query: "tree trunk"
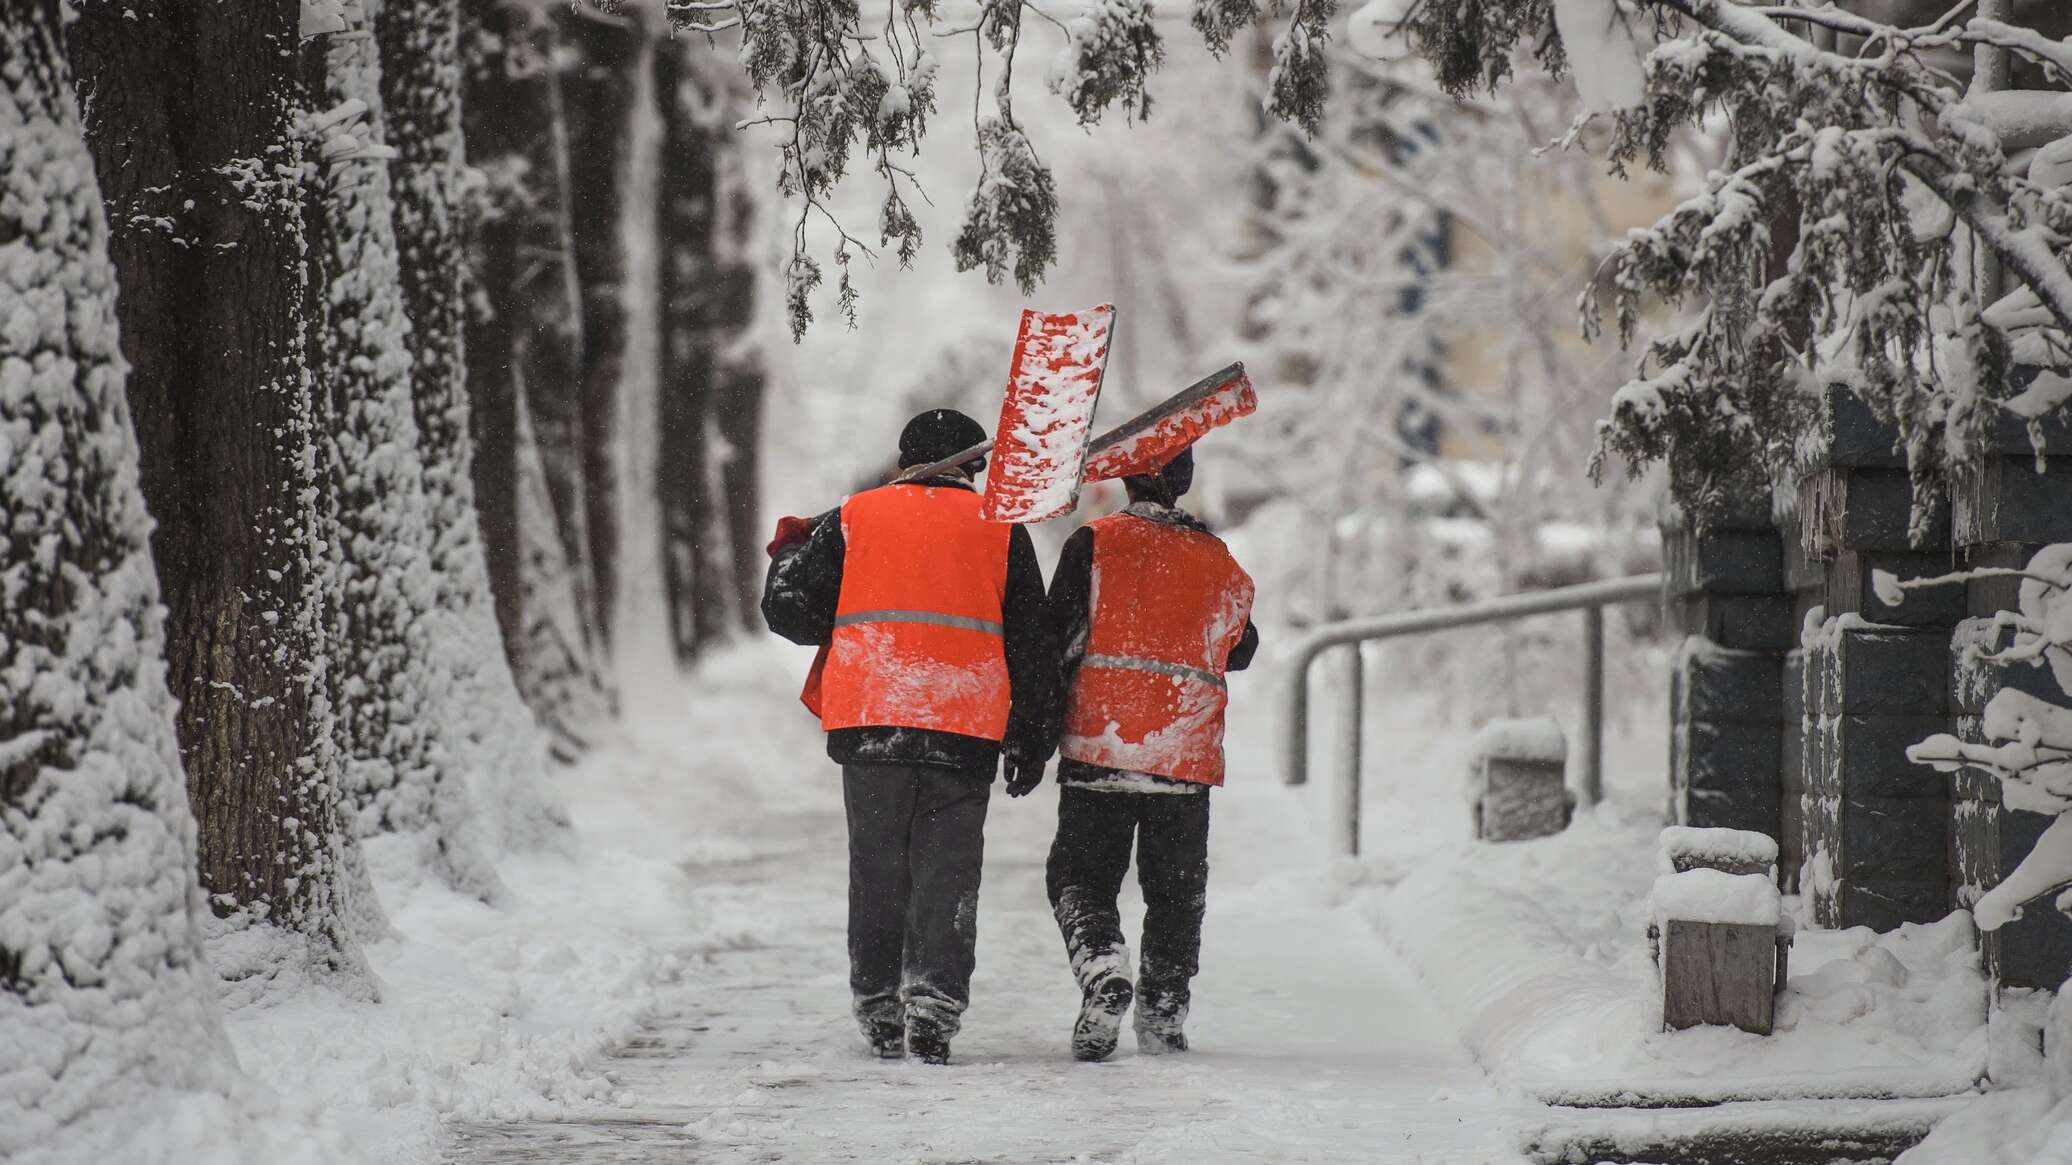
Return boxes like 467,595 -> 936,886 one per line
0,3 -> 239,1149
462,0 -> 615,756
711,138 -> 769,630
558,7 -> 647,653
303,3 -> 511,904
653,41 -> 724,661
69,0 -> 371,997
375,0 -> 564,858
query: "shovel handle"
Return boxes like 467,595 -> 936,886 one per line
892,438 -> 997,484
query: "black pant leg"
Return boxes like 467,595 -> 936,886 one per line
843,764 -> 918,1028
1135,793 -> 1210,1026
902,770 -> 993,1039
1046,787 -> 1141,993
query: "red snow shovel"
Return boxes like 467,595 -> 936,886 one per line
1079,361 -> 1255,482
892,304 -> 1118,523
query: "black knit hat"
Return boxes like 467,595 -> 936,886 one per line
1124,446 -> 1194,503
898,408 -> 989,470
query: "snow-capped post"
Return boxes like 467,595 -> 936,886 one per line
1650,864 -> 1784,1036
1468,717 -> 1571,843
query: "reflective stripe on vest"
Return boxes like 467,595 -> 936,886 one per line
818,484 -> 1014,740
1060,513 -> 1255,786
1081,653 -> 1226,690
833,610 -> 1006,636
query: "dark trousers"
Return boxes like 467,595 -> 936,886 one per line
842,763 -> 992,1039
1045,786 -> 1210,1027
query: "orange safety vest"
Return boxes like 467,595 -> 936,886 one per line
814,484 -> 1014,740
1060,513 -> 1255,786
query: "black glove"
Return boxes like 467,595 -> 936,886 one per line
1004,753 -> 1045,797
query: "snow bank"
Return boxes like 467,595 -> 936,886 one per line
1362,802 -> 1988,1104
42,641 -> 833,1165
1650,869 -> 1780,928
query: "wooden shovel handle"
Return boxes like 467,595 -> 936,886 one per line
889,360 -> 1246,487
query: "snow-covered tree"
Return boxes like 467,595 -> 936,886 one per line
69,0 -> 375,1000
302,3 -> 511,903
0,2 -> 240,1147
1326,0 -> 2072,524
559,4 -> 650,652
462,0 -> 616,758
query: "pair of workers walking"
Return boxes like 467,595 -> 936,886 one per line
762,408 -> 1257,1065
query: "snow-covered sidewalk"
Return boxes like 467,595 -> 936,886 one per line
437,644 -> 1526,1163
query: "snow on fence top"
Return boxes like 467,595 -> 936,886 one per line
1656,826 -> 1780,878
1471,716 -> 1568,763
1650,869 -> 1781,930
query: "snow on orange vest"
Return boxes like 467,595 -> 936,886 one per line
817,483 -> 1014,741
1060,513 -> 1255,786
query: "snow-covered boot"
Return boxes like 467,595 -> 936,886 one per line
906,1028 -> 951,1065
1071,972 -> 1134,1062
861,1017 -> 904,1059
1135,979 -> 1190,1054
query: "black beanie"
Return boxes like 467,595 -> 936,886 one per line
1125,446 -> 1194,503
898,408 -> 989,469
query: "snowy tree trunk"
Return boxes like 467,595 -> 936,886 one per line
68,0 -> 373,999
654,40 -> 724,661
558,6 -> 647,655
709,130 -> 769,630
303,5 -> 513,902
462,0 -> 615,756
0,2 -> 239,1148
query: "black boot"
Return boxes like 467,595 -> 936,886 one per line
860,1017 -> 904,1059
906,1027 -> 951,1065
1133,988 -> 1188,1055
1071,973 -> 1134,1062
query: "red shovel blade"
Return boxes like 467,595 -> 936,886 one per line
979,304 -> 1116,524
1081,364 -> 1257,482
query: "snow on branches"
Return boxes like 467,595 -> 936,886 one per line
1385,0 -> 2072,527
1046,0 -> 1164,124
954,117 -> 1062,292
646,0 -> 1344,336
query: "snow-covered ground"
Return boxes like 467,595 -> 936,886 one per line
110,637 -> 1525,1165
81,620 -> 2017,1164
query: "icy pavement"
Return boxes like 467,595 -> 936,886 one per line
445,764 -> 1523,1163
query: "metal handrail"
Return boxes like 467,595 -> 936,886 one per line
1283,573 -> 1663,855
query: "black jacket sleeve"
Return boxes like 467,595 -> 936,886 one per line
1227,619 -> 1261,672
1001,525 -> 1059,764
1041,526 -> 1096,754
759,510 -> 843,646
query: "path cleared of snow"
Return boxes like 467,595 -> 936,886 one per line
446,644 -> 1526,1164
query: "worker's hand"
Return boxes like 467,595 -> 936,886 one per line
1004,754 -> 1045,797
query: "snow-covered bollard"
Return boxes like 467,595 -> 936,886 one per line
1656,825 -> 1779,879
1655,826 -> 1792,993
1650,868 -> 1784,1036
1468,717 -> 1572,843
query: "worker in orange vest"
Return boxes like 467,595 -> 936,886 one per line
1035,446 -> 1258,1061
761,409 -> 1056,1065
